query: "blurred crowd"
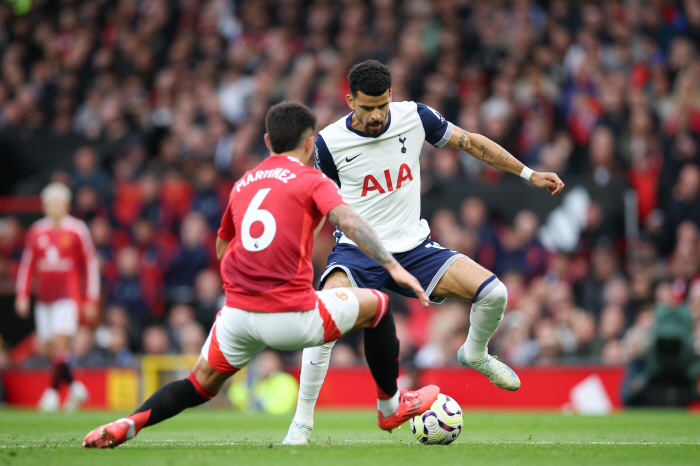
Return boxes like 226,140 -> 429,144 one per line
2,0 -> 700,373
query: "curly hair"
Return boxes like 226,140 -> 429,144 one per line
348,60 -> 392,97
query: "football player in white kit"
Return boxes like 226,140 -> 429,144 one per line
283,60 -> 565,444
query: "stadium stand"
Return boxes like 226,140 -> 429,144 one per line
1,0 -> 700,406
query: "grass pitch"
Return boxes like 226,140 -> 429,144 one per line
1,408 -> 699,466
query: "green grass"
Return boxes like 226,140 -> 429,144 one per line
1,408 -> 699,465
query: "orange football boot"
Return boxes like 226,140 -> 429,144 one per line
377,385 -> 440,432
83,419 -> 133,449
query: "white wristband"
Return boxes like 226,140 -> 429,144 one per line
520,166 -> 534,180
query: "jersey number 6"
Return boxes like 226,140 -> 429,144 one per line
241,188 -> 277,252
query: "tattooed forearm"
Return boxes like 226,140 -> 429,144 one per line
446,126 -> 523,175
327,204 -> 398,268
479,144 -> 493,163
458,131 -> 469,149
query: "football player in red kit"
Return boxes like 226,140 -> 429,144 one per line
15,182 -> 100,412
83,102 -> 439,449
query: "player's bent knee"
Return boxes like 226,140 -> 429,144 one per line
351,289 -> 388,330
476,278 -> 508,311
492,280 -> 508,307
192,356 -> 235,393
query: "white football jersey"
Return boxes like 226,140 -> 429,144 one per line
315,101 -> 453,253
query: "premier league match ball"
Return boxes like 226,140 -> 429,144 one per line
409,393 -> 463,445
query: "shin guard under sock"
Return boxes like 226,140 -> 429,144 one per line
463,275 -> 508,362
363,299 -> 399,401
293,341 -> 336,426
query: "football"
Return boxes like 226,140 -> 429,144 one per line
409,393 -> 463,445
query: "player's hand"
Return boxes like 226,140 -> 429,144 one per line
530,171 -> 565,195
83,302 -> 100,326
388,265 -> 430,307
15,296 -> 30,319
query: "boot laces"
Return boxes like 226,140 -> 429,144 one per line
401,390 -> 420,404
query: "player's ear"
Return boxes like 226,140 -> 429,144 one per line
388,89 -> 392,102
305,134 -> 315,154
346,93 -> 355,110
264,133 -> 271,152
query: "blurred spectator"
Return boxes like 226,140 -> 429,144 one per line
109,246 -> 163,322
178,323 -> 206,356
166,303 -> 198,350
587,126 -> 622,187
193,269 -> 223,328
661,164 -> 700,253
191,162 -> 224,230
496,210 -> 547,279
70,146 -> 112,199
414,302 -> 469,368
581,245 -> 620,318
141,325 -> 175,355
228,350 -> 299,415
459,197 -> 499,272
105,326 -> 135,367
73,327 -> 111,367
73,186 -> 110,222
166,212 -> 211,302
102,304 -> 141,352
329,343 -> 359,367
0,216 -> 25,264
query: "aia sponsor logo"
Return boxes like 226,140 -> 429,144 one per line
361,163 -> 413,197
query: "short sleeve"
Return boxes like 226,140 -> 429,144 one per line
416,102 -> 454,147
311,173 -> 346,217
217,190 -> 236,241
313,134 -> 339,185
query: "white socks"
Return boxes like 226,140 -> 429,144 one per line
462,276 -> 508,362
377,390 -> 400,417
294,338 -> 401,421
292,340 -> 336,427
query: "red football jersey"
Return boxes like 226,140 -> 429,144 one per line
218,155 -> 345,312
16,215 -> 100,304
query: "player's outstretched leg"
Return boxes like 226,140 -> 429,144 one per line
361,291 -> 439,432
282,341 -> 335,445
457,275 -> 520,391
83,361 -> 223,448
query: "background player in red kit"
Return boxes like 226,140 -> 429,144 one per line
83,102 -> 439,449
15,182 -> 100,412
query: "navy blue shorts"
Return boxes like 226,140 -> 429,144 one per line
319,237 -> 465,304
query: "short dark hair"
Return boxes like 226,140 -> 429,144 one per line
265,102 -> 317,153
348,60 -> 392,97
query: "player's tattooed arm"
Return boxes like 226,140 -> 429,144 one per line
446,126 -> 523,176
327,204 -> 399,270
445,125 -> 565,194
